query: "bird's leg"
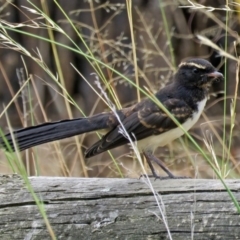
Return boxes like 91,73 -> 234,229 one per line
143,151 -> 174,178
143,151 -> 189,179
141,152 -> 161,179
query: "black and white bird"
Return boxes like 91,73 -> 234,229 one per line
0,58 -> 223,178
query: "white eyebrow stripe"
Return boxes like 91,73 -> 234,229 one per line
179,62 -> 206,69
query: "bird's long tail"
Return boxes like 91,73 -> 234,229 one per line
0,112 -> 116,152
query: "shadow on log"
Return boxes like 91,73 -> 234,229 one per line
0,174 -> 240,239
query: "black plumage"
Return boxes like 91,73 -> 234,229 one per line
0,58 -> 223,178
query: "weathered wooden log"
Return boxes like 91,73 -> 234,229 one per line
0,174 -> 239,239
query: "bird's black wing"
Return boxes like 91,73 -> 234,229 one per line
85,98 -> 194,158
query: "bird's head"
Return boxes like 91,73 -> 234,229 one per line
175,58 -> 223,89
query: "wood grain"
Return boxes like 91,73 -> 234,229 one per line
0,174 -> 240,239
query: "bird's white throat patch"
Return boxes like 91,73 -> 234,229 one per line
137,97 -> 207,152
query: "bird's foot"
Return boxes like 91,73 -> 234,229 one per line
140,174 -> 168,180
140,174 -> 191,180
168,175 -> 191,179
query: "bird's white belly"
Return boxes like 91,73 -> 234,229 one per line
137,98 -> 207,152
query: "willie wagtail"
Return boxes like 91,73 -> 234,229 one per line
0,58 -> 223,178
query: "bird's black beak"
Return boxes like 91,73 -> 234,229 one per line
206,71 -> 223,80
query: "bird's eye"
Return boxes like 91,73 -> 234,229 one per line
192,68 -> 199,74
